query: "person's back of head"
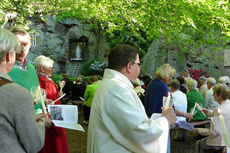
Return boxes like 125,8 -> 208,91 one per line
207,77 -> 216,86
75,76 -> 83,83
187,79 -> 197,91
0,29 -> 21,64
90,76 -> 98,84
213,83 -> 230,101
108,44 -> 139,71
219,76 -> 230,84
12,28 -> 30,38
199,76 -> 207,85
94,75 -> 102,81
169,79 -> 180,91
34,55 -> 54,71
155,64 -> 176,81
177,76 -> 185,85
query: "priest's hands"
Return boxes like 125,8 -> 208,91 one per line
162,107 -> 177,126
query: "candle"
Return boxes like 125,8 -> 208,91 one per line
218,109 -> 230,147
59,80 -> 65,92
191,103 -> 197,115
165,92 -> 171,109
38,86 -> 47,114
196,102 -> 206,116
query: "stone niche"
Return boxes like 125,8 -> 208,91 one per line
69,36 -> 88,61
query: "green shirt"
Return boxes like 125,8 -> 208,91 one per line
8,62 -> 42,114
186,89 -> 207,121
84,82 -> 99,107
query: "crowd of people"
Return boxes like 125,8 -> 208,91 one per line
1,27 -> 230,153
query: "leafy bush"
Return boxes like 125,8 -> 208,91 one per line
80,59 -> 107,76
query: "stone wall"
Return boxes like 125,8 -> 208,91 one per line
141,40 -> 228,80
28,16 -> 109,76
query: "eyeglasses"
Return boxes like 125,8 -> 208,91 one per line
131,61 -> 142,67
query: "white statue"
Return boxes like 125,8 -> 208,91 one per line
75,45 -> 83,60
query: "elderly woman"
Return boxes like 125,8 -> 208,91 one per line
34,55 -> 69,153
144,64 -> 176,153
219,76 -> 230,89
195,83 -> 230,153
186,79 -> 207,121
204,77 -> 219,110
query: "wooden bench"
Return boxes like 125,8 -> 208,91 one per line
189,119 -> 211,127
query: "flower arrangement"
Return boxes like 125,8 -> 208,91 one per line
184,68 -> 209,87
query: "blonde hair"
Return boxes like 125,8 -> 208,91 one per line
155,64 -> 176,81
34,55 -> 54,71
213,83 -> 230,100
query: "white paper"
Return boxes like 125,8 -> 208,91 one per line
49,93 -> 66,105
48,105 -> 84,131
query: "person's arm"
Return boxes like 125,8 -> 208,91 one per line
13,88 -> 45,153
175,109 -> 193,119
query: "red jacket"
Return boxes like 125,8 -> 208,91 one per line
38,74 -> 69,153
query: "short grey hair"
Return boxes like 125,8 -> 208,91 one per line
187,79 -> 197,91
207,77 -> 216,86
34,55 -> 54,71
0,28 -> 21,62
199,76 -> 207,84
219,76 -> 230,84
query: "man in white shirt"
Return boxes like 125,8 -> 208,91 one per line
204,77 -> 219,110
169,79 -> 191,140
87,44 -> 177,153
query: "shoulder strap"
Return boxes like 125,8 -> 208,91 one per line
0,77 -> 13,87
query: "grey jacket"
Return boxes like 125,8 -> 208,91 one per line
0,71 -> 45,153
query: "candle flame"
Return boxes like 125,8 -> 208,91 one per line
217,108 -> 221,115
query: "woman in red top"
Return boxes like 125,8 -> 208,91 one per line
34,55 -> 69,153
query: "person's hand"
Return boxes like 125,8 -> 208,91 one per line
162,107 -> 177,126
59,91 -> 63,96
35,113 -> 53,128
202,108 -> 209,114
184,113 -> 193,120
42,117 -> 53,128
45,99 -> 53,105
35,113 -> 47,122
193,128 -> 199,135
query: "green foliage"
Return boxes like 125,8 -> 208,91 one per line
50,73 -> 63,85
1,0 -> 230,53
80,59 -> 107,76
